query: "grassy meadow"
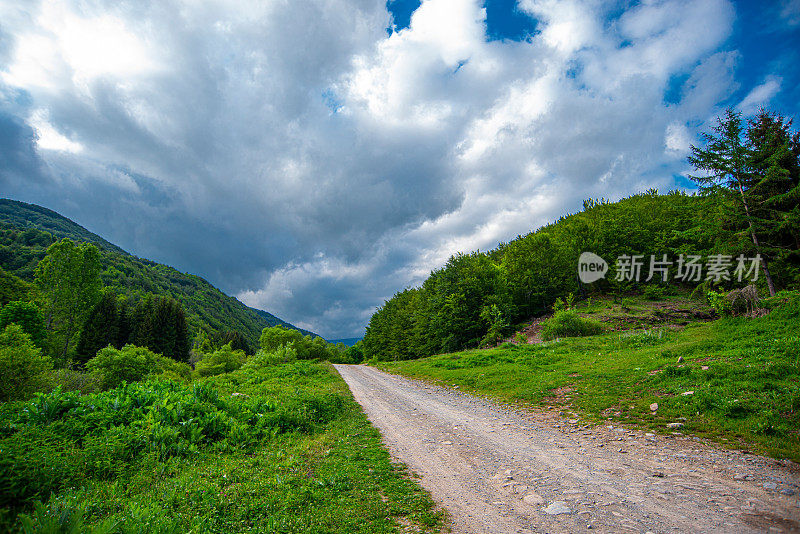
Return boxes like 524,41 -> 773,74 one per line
378,295 -> 800,461
0,361 -> 443,533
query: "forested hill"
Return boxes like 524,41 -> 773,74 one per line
0,199 -> 126,255
0,198 -> 316,346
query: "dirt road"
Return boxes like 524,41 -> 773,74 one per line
334,364 -> 800,533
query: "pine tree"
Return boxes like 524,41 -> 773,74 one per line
116,298 -> 132,348
128,294 -> 189,361
688,109 -> 778,295
75,291 -> 119,363
745,110 -> 800,287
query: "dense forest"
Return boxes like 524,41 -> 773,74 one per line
362,110 -> 800,361
0,199 -> 316,349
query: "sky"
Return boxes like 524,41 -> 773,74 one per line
0,0 -> 798,339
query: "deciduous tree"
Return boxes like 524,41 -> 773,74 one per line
34,239 -> 102,361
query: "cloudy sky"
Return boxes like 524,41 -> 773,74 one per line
1,0 -> 798,338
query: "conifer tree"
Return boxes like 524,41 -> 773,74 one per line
75,291 -> 119,363
688,109 -> 777,294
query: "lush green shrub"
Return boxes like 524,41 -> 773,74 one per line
18,500 -> 116,534
154,355 -> 193,382
46,368 -> 102,395
0,324 -> 53,401
706,290 -> 731,316
541,310 -> 605,341
761,290 -> 800,310
327,342 -> 365,364
86,345 -> 159,390
260,326 -> 304,353
243,345 -> 298,369
707,286 -> 761,317
479,304 -> 510,347
259,326 -> 333,360
643,284 -> 675,301
0,301 -> 46,349
195,344 -> 247,377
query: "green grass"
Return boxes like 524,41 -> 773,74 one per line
378,297 -> 800,461
1,362 -> 444,533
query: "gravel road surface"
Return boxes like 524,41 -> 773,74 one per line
334,364 -> 800,533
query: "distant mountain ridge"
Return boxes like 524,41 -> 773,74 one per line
0,198 -> 317,346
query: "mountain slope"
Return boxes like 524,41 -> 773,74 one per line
0,198 -> 316,346
0,199 -> 126,255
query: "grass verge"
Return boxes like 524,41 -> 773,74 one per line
0,361 -> 444,533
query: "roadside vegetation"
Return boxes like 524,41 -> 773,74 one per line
0,319 -> 440,532
1,359 -> 443,533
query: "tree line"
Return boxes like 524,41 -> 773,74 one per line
362,109 -> 800,361
1,238 -> 193,366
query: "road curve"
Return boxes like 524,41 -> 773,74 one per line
334,364 -> 800,534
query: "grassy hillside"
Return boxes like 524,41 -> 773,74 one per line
0,361 -> 443,532
0,198 -> 315,347
378,294 -> 800,461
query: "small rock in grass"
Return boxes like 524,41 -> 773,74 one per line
702,366 -> 709,370
543,501 -> 571,515
666,422 -> 684,429
650,403 -> 659,412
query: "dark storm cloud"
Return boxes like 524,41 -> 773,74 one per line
0,109 -> 46,185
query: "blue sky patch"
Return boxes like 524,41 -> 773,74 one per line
386,0 -> 537,41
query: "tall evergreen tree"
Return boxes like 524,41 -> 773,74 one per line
745,110 -> 800,287
75,291 -> 119,363
116,298 -> 132,348
130,295 -> 190,361
688,109 -> 778,295
216,329 -> 250,354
